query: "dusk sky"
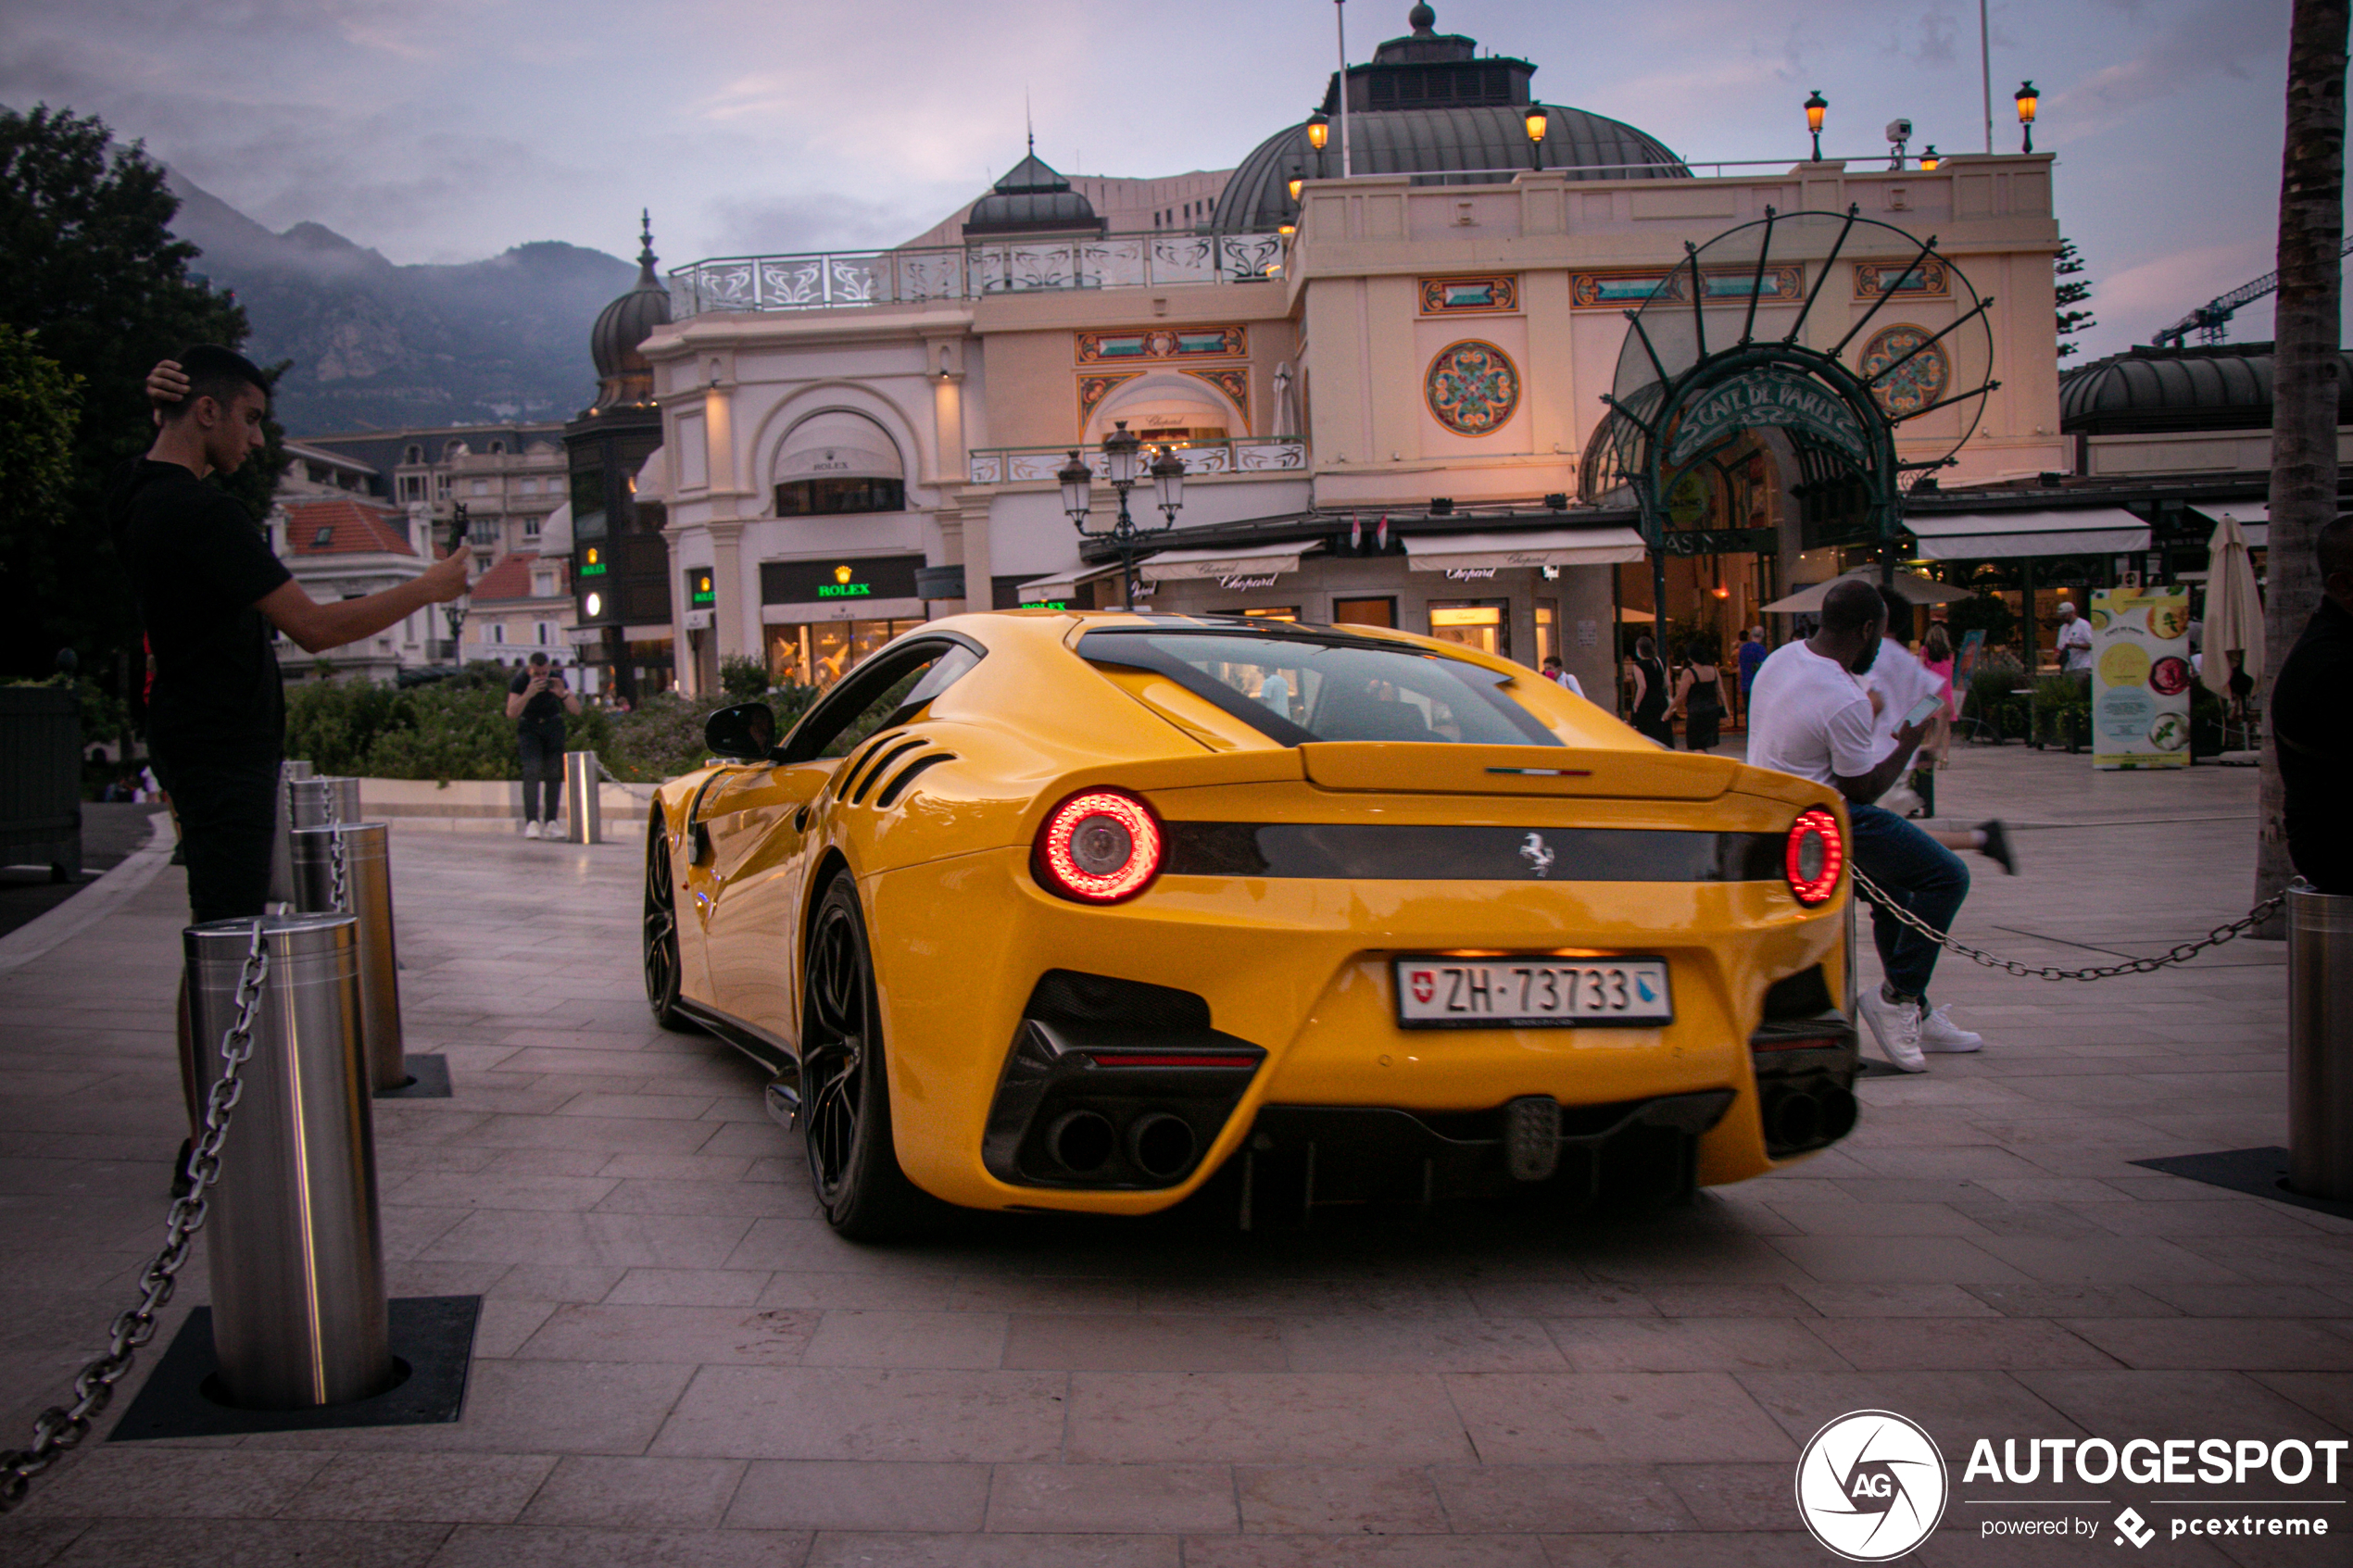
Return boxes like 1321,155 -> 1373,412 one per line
1,0 -> 2322,360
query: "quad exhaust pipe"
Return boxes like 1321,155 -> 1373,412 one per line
1043,1106 -> 1201,1181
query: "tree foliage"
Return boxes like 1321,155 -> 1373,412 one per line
0,105 -> 288,682
2053,239 -> 2097,359
0,324 -> 81,561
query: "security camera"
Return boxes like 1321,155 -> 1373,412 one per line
1886,119 -> 1913,144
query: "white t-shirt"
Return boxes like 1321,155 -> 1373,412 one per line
1863,638 -> 1940,746
1746,641 -> 1881,787
1548,670 -> 1585,698
2056,616 -> 2093,671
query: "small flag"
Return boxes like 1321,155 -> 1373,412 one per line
1376,515 -> 1390,553
1349,513 -> 1363,554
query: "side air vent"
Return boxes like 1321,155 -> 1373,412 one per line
875,751 -> 955,808
849,736 -> 928,805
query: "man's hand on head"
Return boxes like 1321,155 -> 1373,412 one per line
146,360 -> 189,427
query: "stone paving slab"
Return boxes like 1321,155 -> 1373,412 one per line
0,744 -> 2345,1563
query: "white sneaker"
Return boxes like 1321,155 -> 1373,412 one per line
524,821 -> 542,839
1919,1004 -> 1983,1053
1858,988 -> 1929,1073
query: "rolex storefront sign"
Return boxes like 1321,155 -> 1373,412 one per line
759,554 -> 926,689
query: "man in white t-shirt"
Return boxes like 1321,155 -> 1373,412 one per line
2055,601 -> 2093,687
1541,656 -> 1585,698
1747,578 -> 1983,1073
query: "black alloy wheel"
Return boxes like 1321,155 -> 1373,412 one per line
799,872 -> 937,1238
642,811 -> 695,1033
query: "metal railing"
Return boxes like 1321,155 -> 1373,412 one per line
669,232 -> 1290,317
968,438 -> 1308,486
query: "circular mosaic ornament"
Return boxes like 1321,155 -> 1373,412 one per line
1425,339 -> 1520,436
1858,323 -> 1949,419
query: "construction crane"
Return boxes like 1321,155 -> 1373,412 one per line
2150,238 -> 2353,347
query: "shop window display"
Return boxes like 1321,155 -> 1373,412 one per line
766,618 -> 925,690
1428,599 -> 1510,661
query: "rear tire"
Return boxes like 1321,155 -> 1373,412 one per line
799,872 -> 939,1239
642,811 -> 697,1034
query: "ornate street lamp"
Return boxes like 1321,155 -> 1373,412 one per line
1919,144 -> 1941,171
442,500 -> 470,662
1804,90 -> 1828,161
1304,108 -> 1329,179
2014,81 -> 2038,154
1060,420 -> 1183,610
1523,104 -> 1550,170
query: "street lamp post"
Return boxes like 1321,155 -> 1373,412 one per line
1804,90 -> 1828,162
1060,420 -> 1184,610
442,500 -> 470,662
1304,108 -> 1329,180
2014,81 -> 2037,154
1523,105 -> 1549,171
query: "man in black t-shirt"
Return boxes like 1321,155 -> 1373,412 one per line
120,346 -> 470,1183
505,652 -> 583,837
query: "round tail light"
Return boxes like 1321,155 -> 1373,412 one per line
1035,790 -> 1164,904
1784,808 -> 1844,906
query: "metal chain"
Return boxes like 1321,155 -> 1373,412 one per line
1851,867 -> 2284,982
0,919 -> 271,1512
321,780 -> 348,914
590,753 -> 656,798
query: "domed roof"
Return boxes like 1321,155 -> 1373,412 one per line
2058,341 -> 2353,435
590,210 -> 672,408
1213,4 -> 1686,234
964,147 -> 1104,238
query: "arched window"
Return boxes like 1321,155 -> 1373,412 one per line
488,440 -> 506,455
772,411 -> 906,516
404,445 -> 423,465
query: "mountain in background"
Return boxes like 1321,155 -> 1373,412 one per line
167,169 -> 635,436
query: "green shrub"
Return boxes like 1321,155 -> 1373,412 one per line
719,655 -> 770,702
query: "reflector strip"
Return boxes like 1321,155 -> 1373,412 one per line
1085,1053 -> 1260,1069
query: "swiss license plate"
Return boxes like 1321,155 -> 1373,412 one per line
1391,956 -> 1673,1029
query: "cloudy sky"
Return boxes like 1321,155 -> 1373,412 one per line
1,0 -> 2320,358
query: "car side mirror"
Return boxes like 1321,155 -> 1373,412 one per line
704,701 -> 776,760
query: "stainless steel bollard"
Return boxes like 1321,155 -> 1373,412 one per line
185,913 -> 394,1410
562,750 -> 602,844
266,761 -> 317,909
288,776 -> 362,833
291,822 -> 407,1092
2288,884 -> 2353,1200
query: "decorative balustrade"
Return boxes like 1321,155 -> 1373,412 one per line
966,439 -> 1307,486
670,233 -> 1290,317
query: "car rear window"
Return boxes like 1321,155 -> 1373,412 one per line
1079,627 -> 1560,747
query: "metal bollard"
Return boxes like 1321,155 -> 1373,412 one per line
562,750 -> 602,845
291,822 -> 407,1093
288,776 -> 362,833
2288,884 -> 2353,1200
266,760 -> 317,909
184,913 -> 395,1410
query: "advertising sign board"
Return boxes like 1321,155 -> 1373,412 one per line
2089,587 -> 2193,770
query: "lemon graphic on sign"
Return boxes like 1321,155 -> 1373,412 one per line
2099,642 -> 2150,689
2149,602 -> 2188,640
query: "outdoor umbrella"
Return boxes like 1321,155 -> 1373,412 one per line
1758,566 -> 1978,615
2200,512 -> 2265,702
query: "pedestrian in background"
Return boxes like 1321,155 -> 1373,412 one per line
1540,655 -> 1584,698
1672,639 -> 1724,752
1913,622 -> 1957,818
506,652 -> 582,839
1736,624 -> 1768,726
1628,633 -> 1673,746
2055,600 -> 2094,688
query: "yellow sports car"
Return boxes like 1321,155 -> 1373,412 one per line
642,611 -> 1858,1237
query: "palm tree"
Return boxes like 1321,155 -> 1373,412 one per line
2259,0 -> 2349,922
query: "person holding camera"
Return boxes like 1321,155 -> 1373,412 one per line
506,652 -> 582,838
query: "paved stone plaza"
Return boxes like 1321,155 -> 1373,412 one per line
0,744 -> 2345,1567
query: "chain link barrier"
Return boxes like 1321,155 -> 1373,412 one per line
589,753 -> 657,800
319,778 -> 348,915
1850,867 -> 2284,982
0,919 -> 270,1512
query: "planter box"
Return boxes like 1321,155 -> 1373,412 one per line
0,687 -> 82,879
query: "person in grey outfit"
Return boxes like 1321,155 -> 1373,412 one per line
505,652 -> 582,837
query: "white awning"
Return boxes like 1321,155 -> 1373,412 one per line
1404,527 -> 1650,571
1906,508 -> 2151,560
774,411 -> 903,482
633,445 -> 669,506
1016,560 -> 1121,604
1138,539 -> 1322,583
536,502 -> 573,554
2191,504 -> 2268,546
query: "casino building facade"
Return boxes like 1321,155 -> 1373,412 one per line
622,4 -> 2069,701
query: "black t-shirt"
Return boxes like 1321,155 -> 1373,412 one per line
509,668 -> 572,725
107,459 -> 292,761
2271,596 -> 2352,893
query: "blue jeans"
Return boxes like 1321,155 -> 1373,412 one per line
1849,803 -> 1969,1003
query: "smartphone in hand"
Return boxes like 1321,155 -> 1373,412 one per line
1901,694 -> 1943,730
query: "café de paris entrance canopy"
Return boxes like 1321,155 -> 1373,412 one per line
1580,208 -> 1997,573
